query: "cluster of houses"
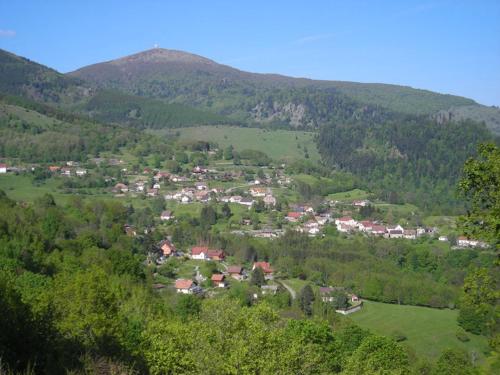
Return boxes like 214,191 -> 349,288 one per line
334,216 -> 434,240
48,164 -> 87,177
285,205 -> 331,236
456,236 -> 488,249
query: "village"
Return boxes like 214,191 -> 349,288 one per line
0,153 -> 490,315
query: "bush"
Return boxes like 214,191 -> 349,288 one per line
391,330 -> 407,342
456,331 -> 470,342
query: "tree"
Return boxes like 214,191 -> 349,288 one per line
175,294 -> 201,322
221,202 -> 232,218
299,284 -> 315,316
224,145 -> 234,160
459,143 -> 500,247
343,335 -> 410,374
200,205 -> 217,228
250,266 -> 265,287
331,290 -> 349,309
457,268 -> 498,335
433,349 -> 478,375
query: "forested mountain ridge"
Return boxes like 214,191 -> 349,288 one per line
0,49 -> 233,129
0,49 -> 91,105
68,48 -> 500,133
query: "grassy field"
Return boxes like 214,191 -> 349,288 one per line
327,188 -> 371,202
154,126 -> 321,162
350,300 -> 490,361
0,175 -> 70,204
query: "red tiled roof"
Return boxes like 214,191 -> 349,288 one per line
338,216 -> 354,222
175,279 -> 193,289
211,274 -> 225,282
253,262 -> 273,273
207,249 -> 225,259
191,246 -> 209,255
287,212 -> 302,218
227,266 -> 243,274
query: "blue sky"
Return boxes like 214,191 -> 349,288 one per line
1,0 -> 499,105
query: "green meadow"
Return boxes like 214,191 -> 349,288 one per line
154,126 -> 321,162
350,300 -> 490,361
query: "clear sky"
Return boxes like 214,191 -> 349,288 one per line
1,0 -> 499,105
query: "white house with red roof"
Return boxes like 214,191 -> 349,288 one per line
191,246 -> 209,260
335,217 -> 357,232
159,239 -> 176,257
286,212 -> 303,223
253,262 -> 274,279
0,163 -> 6,174
227,265 -> 244,280
211,274 -> 226,288
175,279 -> 195,294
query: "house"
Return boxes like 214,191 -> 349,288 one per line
153,183 -> 161,189
438,236 -> 449,242
353,200 -> 370,207
175,279 -> 195,294
160,210 -> 174,221
147,188 -> 159,197
211,274 -> 226,288
457,236 -> 488,248
191,246 -> 209,260
61,167 -> 72,176
261,285 -> 279,295
124,225 -> 137,237
386,228 -> 404,239
286,212 -> 303,223
159,239 -> 176,257
114,183 -> 128,193
207,249 -> 225,261
180,195 -> 192,204
358,221 -> 374,232
154,172 -> 170,181
48,166 -> 60,173
0,163 -> 7,173
403,229 -> 417,240
250,187 -> 267,197
192,166 -> 207,174
320,288 -> 334,302
230,195 -> 242,203
335,217 -> 357,231
351,294 -> 360,303
135,181 -> 146,192
75,168 -> 87,177
227,265 -> 244,280
253,262 -> 274,279
239,198 -> 254,207
195,182 -> 208,190
195,190 -> 210,202
388,224 -> 404,232
370,225 -> 387,235
263,195 -> 277,207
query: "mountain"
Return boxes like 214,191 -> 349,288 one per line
0,48 -> 90,105
69,48 -> 500,132
0,48 -> 233,128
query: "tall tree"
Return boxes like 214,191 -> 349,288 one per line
459,143 -> 500,247
299,284 -> 315,316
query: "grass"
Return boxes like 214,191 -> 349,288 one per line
154,126 -> 321,162
0,175 -> 70,204
423,215 -> 458,235
350,300 -> 490,361
327,189 -> 371,201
